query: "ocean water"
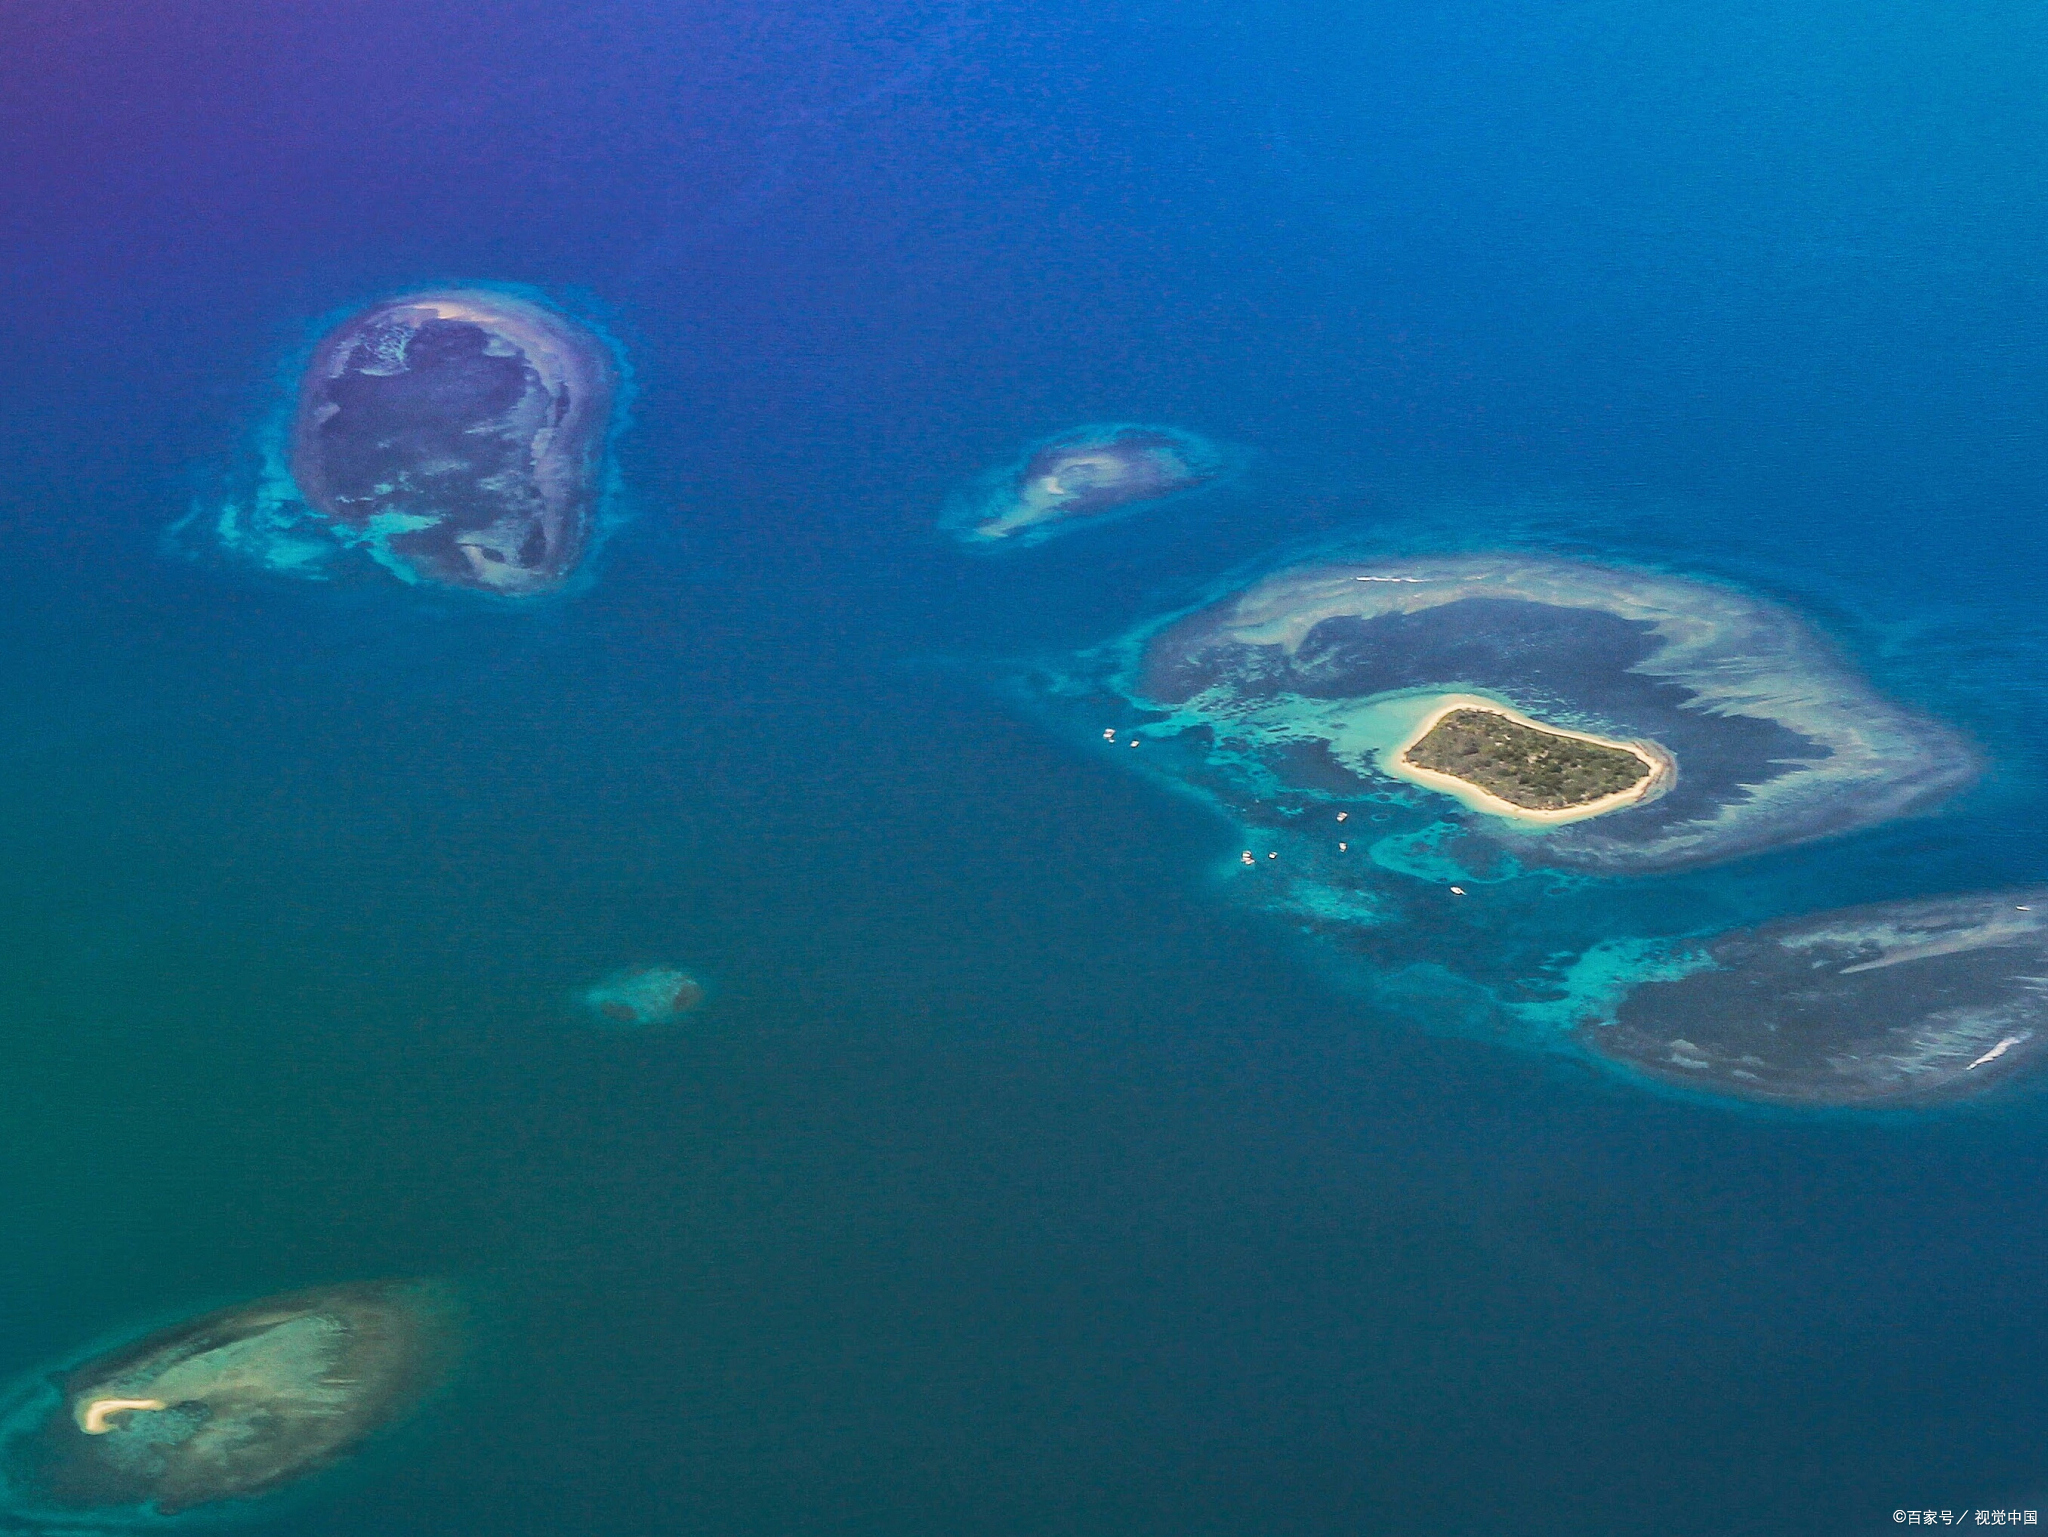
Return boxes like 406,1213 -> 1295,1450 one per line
2,1 -> 2047,1533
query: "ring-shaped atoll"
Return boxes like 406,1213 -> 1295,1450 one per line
1100,552 -> 1976,876
0,1280 -> 458,1529
1554,890 -> 2048,1107
941,424 -> 1234,548
183,288 -> 624,597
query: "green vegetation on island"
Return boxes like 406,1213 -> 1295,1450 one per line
1403,708 -> 1649,811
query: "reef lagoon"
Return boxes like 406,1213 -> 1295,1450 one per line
7,0 -> 2048,1533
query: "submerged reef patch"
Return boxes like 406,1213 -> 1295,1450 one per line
1124,553 -> 1975,875
0,1280 -> 457,1528
942,424 -> 1232,547
190,288 -> 623,597
580,965 -> 707,1027
1570,890 -> 2048,1107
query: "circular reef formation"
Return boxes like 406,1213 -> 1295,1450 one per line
580,965 -> 707,1027
1573,890 -> 2048,1106
0,1280 -> 457,1528
291,290 -> 618,595
193,289 -> 621,596
943,424 -> 1229,547
1125,553 -> 1976,874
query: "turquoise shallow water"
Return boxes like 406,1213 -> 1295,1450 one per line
1013,527 -> 2028,1074
4,0 -> 2048,1532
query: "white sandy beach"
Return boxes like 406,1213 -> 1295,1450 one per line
1380,694 -> 1674,827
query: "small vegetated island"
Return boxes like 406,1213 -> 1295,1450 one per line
0,1280 -> 458,1528
1567,890 -> 2048,1107
1395,700 -> 1662,823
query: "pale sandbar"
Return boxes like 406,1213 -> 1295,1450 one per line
942,424 -> 1231,548
75,1398 -> 165,1435
973,445 -> 1179,541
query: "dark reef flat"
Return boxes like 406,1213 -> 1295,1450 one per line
1128,554 -> 1976,873
1405,707 -> 1650,811
1579,891 -> 2048,1107
290,290 -> 617,596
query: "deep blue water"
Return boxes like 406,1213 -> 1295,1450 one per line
3,1 -> 2048,1532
